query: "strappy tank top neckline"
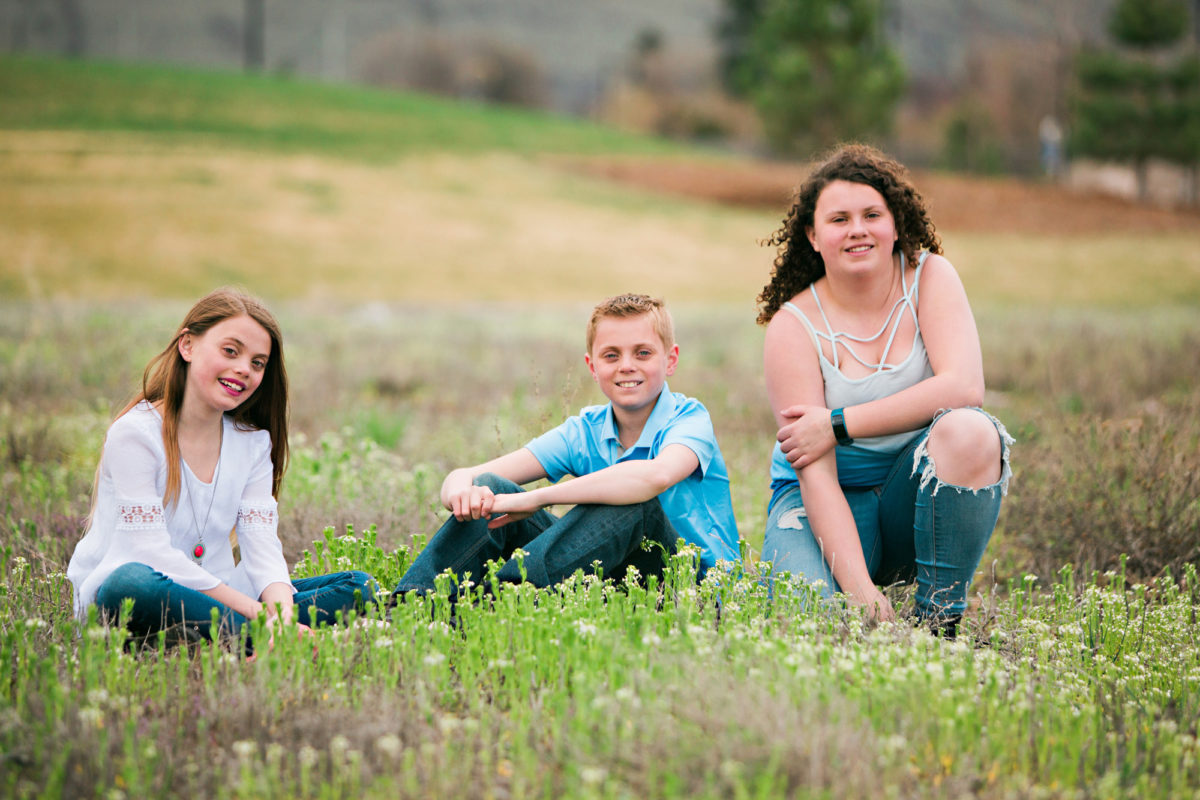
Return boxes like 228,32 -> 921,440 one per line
783,250 -> 928,382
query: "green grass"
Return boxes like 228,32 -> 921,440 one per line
0,55 -> 690,160
4,526 -> 1199,798
3,296 -> 1200,799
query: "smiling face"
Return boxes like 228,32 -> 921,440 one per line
806,179 -> 899,276
585,313 -> 678,420
178,314 -> 272,416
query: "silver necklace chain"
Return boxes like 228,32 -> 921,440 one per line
185,426 -> 222,562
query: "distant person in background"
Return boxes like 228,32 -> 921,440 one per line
756,144 -> 1013,636
68,288 -> 374,653
392,293 -> 740,600
1039,115 -> 1063,179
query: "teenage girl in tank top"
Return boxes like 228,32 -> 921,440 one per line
757,145 -> 1013,636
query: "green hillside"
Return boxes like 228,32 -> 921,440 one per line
0,55 -> 689,160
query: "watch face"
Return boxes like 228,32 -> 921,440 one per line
832,409 -> 852,444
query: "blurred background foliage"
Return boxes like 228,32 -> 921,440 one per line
2,0 -> 1198,201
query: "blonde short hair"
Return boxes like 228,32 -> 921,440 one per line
586,294 -> 675,353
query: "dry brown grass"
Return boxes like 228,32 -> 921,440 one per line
9,131 -> 1200,313
0,132 -> 770,306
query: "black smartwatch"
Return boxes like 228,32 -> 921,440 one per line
831,408 -> 853,445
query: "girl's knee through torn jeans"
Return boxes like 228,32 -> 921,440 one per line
762,407 -> 1013,620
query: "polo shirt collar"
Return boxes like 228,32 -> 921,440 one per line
601,384 -> 677,454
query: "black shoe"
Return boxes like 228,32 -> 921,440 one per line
912,613 -> 961,640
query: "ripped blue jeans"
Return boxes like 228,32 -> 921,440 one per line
762,408 -> 1013,620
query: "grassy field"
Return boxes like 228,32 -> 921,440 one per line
2,56 -> 1200,798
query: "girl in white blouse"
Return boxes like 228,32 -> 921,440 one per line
68,288 -> 375,651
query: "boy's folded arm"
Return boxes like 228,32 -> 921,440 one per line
523,443 -> 700,509
439,448 -> 549,510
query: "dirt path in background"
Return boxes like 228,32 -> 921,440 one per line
556,156 -> 1199,235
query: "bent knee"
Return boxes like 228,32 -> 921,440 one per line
473,472 -> 521,494
926,409 -> 1003,487
95,562 -> 160,609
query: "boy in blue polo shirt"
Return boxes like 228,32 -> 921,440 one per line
394,294 -> 739,595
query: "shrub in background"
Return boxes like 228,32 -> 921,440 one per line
1002,398 -> 1200,583
356,29 -> 548,108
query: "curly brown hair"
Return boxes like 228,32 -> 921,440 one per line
755,144 -> 942,325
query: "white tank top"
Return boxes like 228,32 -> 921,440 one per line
781,250 -> 933,454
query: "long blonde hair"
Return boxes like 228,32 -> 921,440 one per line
113,288 -> 290,509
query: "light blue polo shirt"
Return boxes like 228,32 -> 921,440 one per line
524,386 -> 739,570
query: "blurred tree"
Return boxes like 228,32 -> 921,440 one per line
729,0 -> 904,156
1108,0 -> 1190,48
58,0 -> 85,58
715,0 -> 763,96
941,100 -> 1006,175
244,0 -> 264,72
1161,55 -> 1200,204
1071,0 -> 1197,203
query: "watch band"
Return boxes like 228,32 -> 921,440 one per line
831,408 -> 853,445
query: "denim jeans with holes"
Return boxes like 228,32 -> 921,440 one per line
394,473 -> 679,596
762,408 -> 1013,621
95,562 -> 376,649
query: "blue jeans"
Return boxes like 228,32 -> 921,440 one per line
763,408 -> 1012,620
394,473 -> 679,595
95,562 -> 377,649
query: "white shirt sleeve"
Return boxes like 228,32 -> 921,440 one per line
235,435 -> 294,600
105,418 -> 222,591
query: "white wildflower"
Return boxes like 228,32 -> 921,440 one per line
77,707 -> 104,728
580,766 -> 607,785
232,740 -> 257,759
298,745 -> 319,767
376,734 -> 402,758
329,735 -> 351,758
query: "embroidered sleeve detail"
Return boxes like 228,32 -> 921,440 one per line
237,502 -> 277,533
115,501 -> 167,530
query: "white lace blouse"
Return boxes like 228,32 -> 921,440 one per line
67,401 -> 293,618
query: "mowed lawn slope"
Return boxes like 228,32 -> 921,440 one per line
5,55 -> 1200,308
